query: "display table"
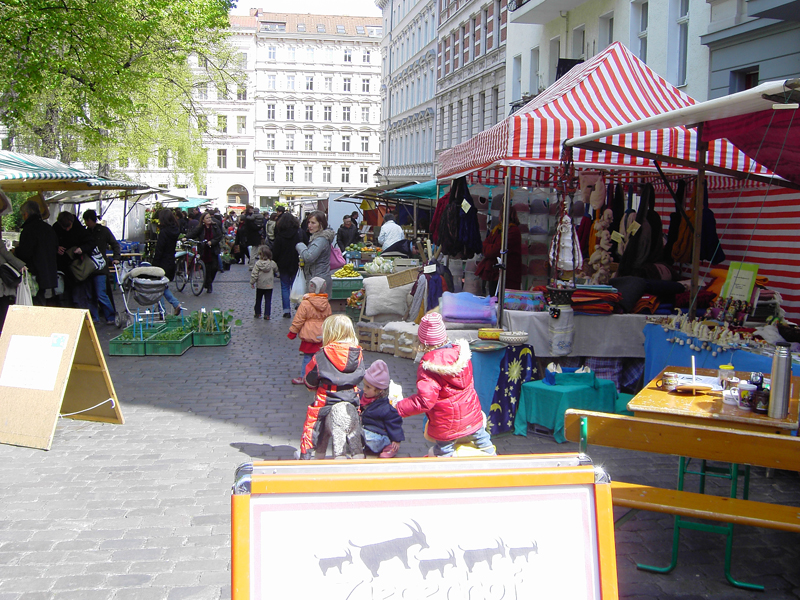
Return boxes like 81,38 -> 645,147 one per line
503,311 -> 647,358
643,323 -> 800,383
514,372 -> 617,443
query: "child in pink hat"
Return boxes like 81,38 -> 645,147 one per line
394,312 -> 495,457
359,360 -> 404,458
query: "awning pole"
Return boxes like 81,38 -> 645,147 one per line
497,167 -> 512,328
690,124 -> 708,319
413,199 -> 418,239
122,193 -> 128,240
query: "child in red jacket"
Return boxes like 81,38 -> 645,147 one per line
287,277 -> 331,385
395,312 -> 495,457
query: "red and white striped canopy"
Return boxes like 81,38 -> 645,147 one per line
438,42 -> 772,182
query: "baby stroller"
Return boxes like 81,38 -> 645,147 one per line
113,262 -> 171,328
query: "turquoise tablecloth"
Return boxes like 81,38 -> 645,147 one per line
643,323 -> 800,383
514,373 -> 617,443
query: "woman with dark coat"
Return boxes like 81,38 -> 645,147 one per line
152,208 -> 182,314
272,213 -> 301,318
188,211 -> 223,293
476,207 -> 523,294
234,220 -> 249,264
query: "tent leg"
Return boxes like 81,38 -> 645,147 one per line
497,167 -> 512,327
690,125 -> 708,319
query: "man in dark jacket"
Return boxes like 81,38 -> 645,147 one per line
244,206 -> 264,264
336,216 -> 361,251
53,211 -> 100,318
272,213 -> 301,318
14,200 -> 58,305
83,209 -> 120,324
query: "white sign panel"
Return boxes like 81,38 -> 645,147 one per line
0,334 -> 68,391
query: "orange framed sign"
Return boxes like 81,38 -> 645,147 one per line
231,454 -> 618,600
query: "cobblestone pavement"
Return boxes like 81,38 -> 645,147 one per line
1,262 -> 799,599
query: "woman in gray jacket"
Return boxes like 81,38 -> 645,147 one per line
295,210 -> 334,295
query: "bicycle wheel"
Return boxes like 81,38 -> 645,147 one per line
175,259 -> 187,292
190,261 -> 206,296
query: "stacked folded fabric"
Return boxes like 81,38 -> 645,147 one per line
633,294 -> 660,314
440,291 -> 497,325
570,285 -> 621,315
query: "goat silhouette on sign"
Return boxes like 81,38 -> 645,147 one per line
508,540 -> 538,563
460,539 -> 505,573
350,520 -> 429,577
418,550 -> 457,579
316,549 -> 352,575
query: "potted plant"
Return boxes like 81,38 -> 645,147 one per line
145,326 -> 193,356
109,328 -> 148,356
190,308 -> 241,346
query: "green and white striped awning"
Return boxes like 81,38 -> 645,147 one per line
0,151 -> 145,192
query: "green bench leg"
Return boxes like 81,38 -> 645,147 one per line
636,458 -> 763,590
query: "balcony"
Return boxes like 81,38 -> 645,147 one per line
746,0 -> 800,21
509,0 -> 587,25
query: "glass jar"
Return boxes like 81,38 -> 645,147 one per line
718,364 -> 735,388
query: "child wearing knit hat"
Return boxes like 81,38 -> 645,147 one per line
359,360 -> 404,458
394,312 -> 495,457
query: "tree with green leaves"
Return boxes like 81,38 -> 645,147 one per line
0,0 -> 242,186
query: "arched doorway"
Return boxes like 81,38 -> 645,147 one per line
227,184 -> 249,206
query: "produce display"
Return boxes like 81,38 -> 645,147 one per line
364,256 -> 394,274
344,242 -> 378,253
333,264 -> 361,278
347,289 -> 365,309
149,328 -> 191,341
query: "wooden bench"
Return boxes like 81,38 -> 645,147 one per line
563,409 -> 800,590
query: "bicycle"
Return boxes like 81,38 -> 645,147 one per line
174,239 -> 206,296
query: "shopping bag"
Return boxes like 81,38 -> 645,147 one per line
16,271 -> 33,306
329,243 -> 346,270
290,269 -> 306,304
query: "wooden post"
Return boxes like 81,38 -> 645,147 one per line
690,124 -> 708,319
497,167 -> 512,328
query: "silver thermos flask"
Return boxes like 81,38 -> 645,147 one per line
768,342 -> 792,419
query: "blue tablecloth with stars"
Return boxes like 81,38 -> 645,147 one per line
515,373 -> 617,443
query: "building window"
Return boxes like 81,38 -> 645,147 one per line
304,134 -> 313,150
265,165 -> 275,181
324,105 -> 332,121
572,26 -> 585,60
363,50 -> 371,63
286,133 -> 295,150
341,166 -> 350,183
217,115 -> 227,133
268,46 -> 276,60
529,47 -> 540,95
635,2 -> 648,63
237,115 -> 246,133
266,133 -> 275,149
297,23 -> 306,32
343,106 -> 350,121
361,135 -> 369,152
324,76 -> 333,91
287,75 -> 295,90
236,52 -> 247,69
323,166 -> 331,182
217,84 -> 230,100
342,135 -> 350,151
676,0 -> 689,86
362,107 -> 370,123
343,78 -> 351,92
306,76 -> 314,91
286,165 -> 294,182
267,74 -> 276,90
323,135 -> 332,151
118,157 -> 129,168
360,167 -> 369,183
288,46 -> 296,62
344,49 -> 352,62
599,12 -> 614,50
267,104 -> 275,120
512,54 -> 522,101
317,24 -> 325,33
197,83 -> 207,100
286,104 -> 295,120
158,149 -> 168,168
236,149 -> 246,169
304,165 -> 313,182
197,115 -> 207,130
217,149 -> 227,169
362,79 -> 370,93
730,67 -> 759,93
237,86 -> 247,100
305,105 -> 313,120
337,25 -> 346,34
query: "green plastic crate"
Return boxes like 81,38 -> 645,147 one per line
108,335 -> 147,356
345,306 -> 362,324
331,277 -> 364,300
192,329 -> 231,347
145,331 -> 193,356
164,316 -> 189,330
124,322 -> 165,338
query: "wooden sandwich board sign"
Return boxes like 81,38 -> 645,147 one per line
0,305 -> 123,450
231,454 -> 618,600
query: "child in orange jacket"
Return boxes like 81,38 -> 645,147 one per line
287,277 -> 332,385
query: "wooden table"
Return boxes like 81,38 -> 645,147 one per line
629,366 -> 799,434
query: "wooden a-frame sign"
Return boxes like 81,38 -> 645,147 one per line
0,305 -> 123,450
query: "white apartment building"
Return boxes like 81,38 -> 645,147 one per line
435,0 -> 509,157
250,12 -> 383,208
376,0 -> 439,185
506,0 -> 711,110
